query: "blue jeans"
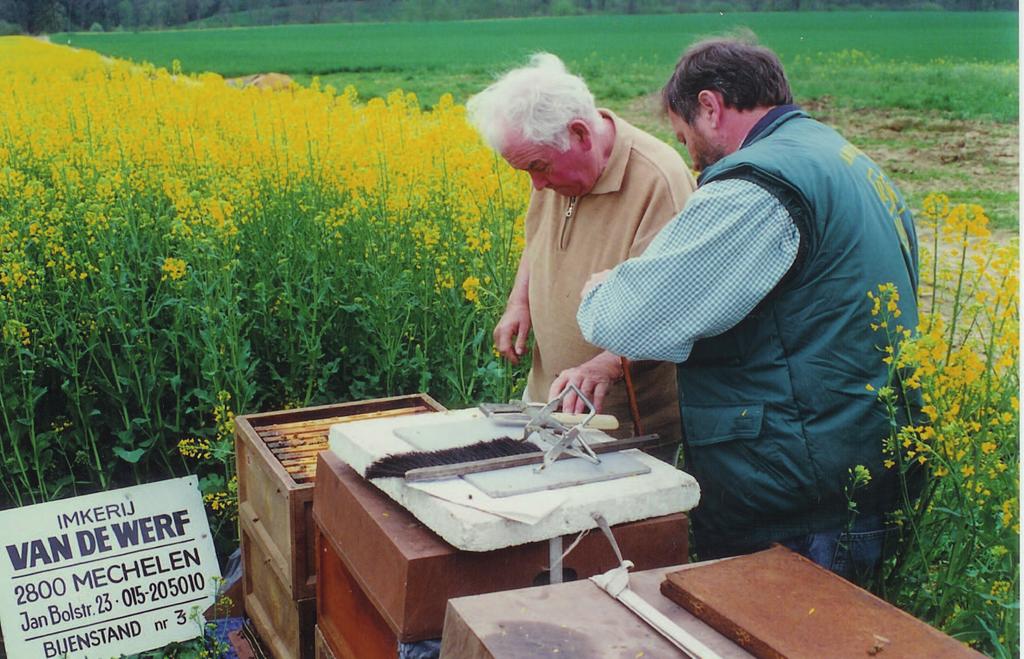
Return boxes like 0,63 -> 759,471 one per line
399,639 -> 441,659
778,514 -> 894,586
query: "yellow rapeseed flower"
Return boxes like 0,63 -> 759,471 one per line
161,257 -> 188,281
178,437 -> 213,460
2,319 -> 30,346
462,275 -> 481,303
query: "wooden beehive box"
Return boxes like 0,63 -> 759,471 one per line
235,393 -> 445,603
313,450 -> 690,657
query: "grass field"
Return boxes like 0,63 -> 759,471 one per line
58,12 -> 1018,119
58,12 -> 1020,229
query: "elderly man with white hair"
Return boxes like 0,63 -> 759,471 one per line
467,53 -> 696,455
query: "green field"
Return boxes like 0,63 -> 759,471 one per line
57,12 -> 1020,229
58,12 -> 1018,120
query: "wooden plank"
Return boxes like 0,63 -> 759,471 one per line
282,465 -> 317,477
241,518 -> 317,659
282,470 -> 316,481
280,455 -> 320,465
276,459 -> 316,470
239,393 -> 445,427
256,406 -> 431,433
316,529 -> 398,659
270,445 -> 330,458
264,431 -> 329,440
263,437 -> 329,449
259,430 -> 330,441
279,461 -> 318,471
269,440 -> 328,451
661,545 -> 985,659
261,433 -> 331,446
280,467 -> 317,477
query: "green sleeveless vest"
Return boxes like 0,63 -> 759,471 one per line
680,109 -> 920,551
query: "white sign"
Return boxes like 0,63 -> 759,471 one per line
0,477 -> 221,658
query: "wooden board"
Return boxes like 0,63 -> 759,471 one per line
316,528 -> 399,659
660,545 -> 986,659
235,394 -> 445,600
241,517 -> 316,659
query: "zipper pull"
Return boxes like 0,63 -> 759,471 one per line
559,196 -> 578,250
564,196 -> 577,220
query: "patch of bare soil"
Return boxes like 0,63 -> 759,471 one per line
806,100 -> 1018,228
226,72 -> 296,91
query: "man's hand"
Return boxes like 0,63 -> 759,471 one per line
493,302 -> 531,365
548,351 -> 624,414
581,269 -> 612,299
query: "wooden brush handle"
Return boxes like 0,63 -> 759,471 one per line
550,412 -> 619,430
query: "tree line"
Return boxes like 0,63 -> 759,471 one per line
0,0 -> 1016,36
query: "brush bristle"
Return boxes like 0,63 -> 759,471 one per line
364,436 -> 538,479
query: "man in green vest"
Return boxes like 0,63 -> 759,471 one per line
576,36 -> 921,584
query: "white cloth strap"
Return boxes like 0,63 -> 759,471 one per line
588,513 -> 724,659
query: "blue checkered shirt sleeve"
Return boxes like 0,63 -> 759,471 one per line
577,178 -> 800,363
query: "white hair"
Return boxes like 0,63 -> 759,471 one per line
466,52 -> 601,153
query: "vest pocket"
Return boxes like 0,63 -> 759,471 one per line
681,403 -> 805,539
682,404 -> 764,446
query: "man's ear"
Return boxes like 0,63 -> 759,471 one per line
697,90 -> 725,128
567,119 -> 593,150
